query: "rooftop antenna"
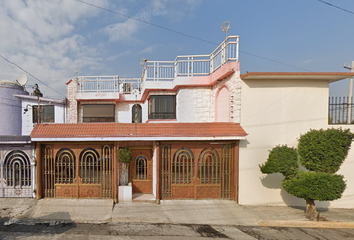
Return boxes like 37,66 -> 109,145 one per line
140,58 -> 147,72
221,21 -> 230,39
74,66 -> 79,81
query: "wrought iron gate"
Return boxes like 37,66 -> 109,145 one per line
43,145 -> 112,198
161,144 -> 234,199
1,150 -> 32,197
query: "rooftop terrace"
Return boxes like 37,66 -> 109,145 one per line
75,36 -> 239,99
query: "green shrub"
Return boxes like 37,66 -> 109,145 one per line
260,145 -> 298,178
298,128 -> 354,173
118,147 -> 133,163
282,171 -> 346,201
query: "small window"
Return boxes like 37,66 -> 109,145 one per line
33,105 -> 54,123
132,104 -> 142,123
149,95 -> 176,119
135,155 -> 148,180
83,104 -> 115,122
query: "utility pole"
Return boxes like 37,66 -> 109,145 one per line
343,61 -> 354,124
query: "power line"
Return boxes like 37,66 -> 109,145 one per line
316,0 -> 354,15
75,0 -> 313,72
75,0 -> 218,46
0,54 -> 66,98
239,50 -> 313,72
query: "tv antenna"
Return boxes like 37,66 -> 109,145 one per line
74,66 -> 79,81
221,21 -> 230,39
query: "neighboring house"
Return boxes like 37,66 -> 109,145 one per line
0,79 -> 66,198
239,72 -> 354,208
14,94 -> 66,135
30,36 -> 354,208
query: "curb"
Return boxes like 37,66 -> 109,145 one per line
258,220 -> 354,229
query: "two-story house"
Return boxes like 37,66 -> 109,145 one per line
30,36 -> 354,208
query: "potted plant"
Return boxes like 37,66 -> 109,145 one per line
118,147 -> 132,186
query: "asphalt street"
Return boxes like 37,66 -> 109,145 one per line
1,221 -> 354,240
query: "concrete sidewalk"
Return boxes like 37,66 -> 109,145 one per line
1,198 -> 354,228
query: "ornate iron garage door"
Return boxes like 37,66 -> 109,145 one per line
43,145 -> 113,198
161,144 -> 234,199
1,150 -> 32,197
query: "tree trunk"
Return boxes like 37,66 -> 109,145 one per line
305,199 -> 319,220
119,162 -> 129,186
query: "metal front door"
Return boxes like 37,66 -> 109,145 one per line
130,149 -> 152,194
161,144 -> 233,200
2,150 -> 32,198
43,144 -> 113,198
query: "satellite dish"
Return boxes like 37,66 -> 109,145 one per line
16,74 -> 28,86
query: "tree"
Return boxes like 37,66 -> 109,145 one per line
260,128 -> 353,220
118,147 -> 133,186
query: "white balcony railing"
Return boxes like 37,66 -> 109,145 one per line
77,76 -> 140,93
76,36 -> 239,93
144,36 -> 239,81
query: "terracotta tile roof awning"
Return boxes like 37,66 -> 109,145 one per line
241,72 -> 354,83
30,122 -> 247,142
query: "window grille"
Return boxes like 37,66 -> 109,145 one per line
172,147 -> 194,184
161,145 -> 172,198
56,148 -> 76,184
101,145 -> 112,198
135,155 -> 148,180
44,146 -> 55,197
148,95 -> 176,119
221,145 -> 232,199
3,150 -> 31,187
79,148 -> 100,184
33,105 -> 54,123
198,148 -> 220,184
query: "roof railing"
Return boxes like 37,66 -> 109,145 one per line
76,36 -> 239,93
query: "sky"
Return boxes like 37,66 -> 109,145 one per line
1,0 -> 354,98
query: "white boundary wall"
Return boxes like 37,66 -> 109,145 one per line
238,78 -> 354,208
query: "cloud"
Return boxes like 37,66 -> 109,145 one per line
0,0 -> 109,97
102,0 -> 202,42
103,18 -> 141,42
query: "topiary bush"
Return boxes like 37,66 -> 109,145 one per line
259,145 -> 299,178
282,171 -> 346,201
298,128 -> 353,173
260,128 -> 353,220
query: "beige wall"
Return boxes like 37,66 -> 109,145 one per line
238,78 -> 343,208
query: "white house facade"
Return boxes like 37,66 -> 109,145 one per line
30,36 -> 354,208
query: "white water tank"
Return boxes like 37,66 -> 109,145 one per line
0,80 -> 29,135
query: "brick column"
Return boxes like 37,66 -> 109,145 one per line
66,79 -> 78,123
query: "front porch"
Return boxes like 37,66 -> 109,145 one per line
30,122 -> 246,202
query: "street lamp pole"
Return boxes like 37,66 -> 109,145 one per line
343,61 -> 354,124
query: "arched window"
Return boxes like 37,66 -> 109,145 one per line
135,155 -> 148,180
172,147 -> 194,184
198,148 -> 220,184
3,150 -> 31,187
132,104 -> 142,123
79,148 -> 100,184
216,86 -> 230,122
56,148 -> 76,184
